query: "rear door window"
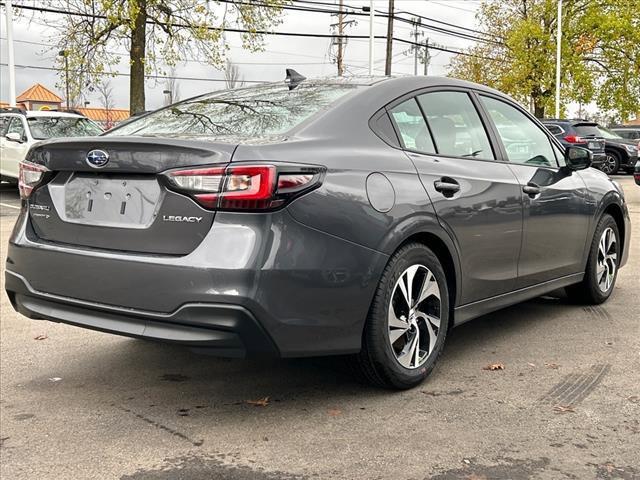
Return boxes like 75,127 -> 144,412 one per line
417,91 -> 494,160
545,124 -> 563,135
388,98 -> 435,153
480,95 -> 556,166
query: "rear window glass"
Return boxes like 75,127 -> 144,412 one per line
574,124 -> 601,137
108,83 -> 358,138
27,117 -> 103,139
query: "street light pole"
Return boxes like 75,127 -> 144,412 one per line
4,0 -> 17,107
554,0 -> 563,118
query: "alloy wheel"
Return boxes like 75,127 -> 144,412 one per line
601,154 -> 618,175
388,264 -> 441,369
597,227 -> 617,292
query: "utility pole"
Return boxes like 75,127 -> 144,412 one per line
368,0 -> 374,75
424,38 -> 430,76
337,0 -> 344,76
554,0 -> 563,118
410,17 -> 423,76
4,0 -> 16,107
59,50 -> 70,110
384,0 -> 394,75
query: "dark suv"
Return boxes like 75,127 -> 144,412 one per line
594,125 -> 639,174
611,125 -> 640,143
542,119 -> 606,171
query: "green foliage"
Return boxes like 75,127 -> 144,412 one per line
449,0 -> 640,120
46,0 -> 288,112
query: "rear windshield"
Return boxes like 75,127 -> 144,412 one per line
573,124 -> 601,137
27,117 -> 103,140
108,83 -> 358,138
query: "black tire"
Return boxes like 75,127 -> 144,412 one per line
566,214 -> 620,304
350,243 -> 450,389
601,151 -> 620,175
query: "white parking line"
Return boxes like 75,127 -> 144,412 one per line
0,202 -> 20,210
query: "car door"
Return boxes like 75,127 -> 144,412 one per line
387,90 -> 523,305
1,116 -> 29,179
477,94 -> 591,287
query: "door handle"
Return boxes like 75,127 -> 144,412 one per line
434,178 -> 461,195
522,182 -> 541,196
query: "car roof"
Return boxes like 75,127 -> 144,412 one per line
0,110 -> 85,119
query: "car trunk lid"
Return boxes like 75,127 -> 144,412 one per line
26,137 -> 236,255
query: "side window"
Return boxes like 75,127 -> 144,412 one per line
417,91 -> 494,160
0,116 -> 10,136
7,117 -> 26,140
388,98 -> 435,154
480,95 -> 556,167
545,124 -> 563,135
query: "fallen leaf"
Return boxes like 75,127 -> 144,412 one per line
527,362 -> 536,368
34,334 -> 48,341
627,395 -> 639,403
327,408 -> 342,417
482,363 -> 505,371
245,396 -> 270,407
553,404 -> 575,414
545,362 -> 560,369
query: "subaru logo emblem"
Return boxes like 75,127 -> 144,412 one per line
86,149 -> 109,168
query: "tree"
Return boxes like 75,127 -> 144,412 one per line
449,0 -> 640,120
45,0 -> 287,114
224,59 -> 244,89
95,80 -> 115,129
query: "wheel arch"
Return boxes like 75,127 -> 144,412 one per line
602,201 -> 626,262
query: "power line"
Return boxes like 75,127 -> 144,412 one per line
0,1 -> 500,48
0,1 -> 498,60
0,62 -> 272,83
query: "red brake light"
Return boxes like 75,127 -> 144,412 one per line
19,161 -> 49,199
165,164 -> 323,211
564,135 -> 586,144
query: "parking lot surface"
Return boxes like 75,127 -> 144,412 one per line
0,177 -> 638,480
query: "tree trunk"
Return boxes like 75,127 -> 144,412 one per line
129,0 -> 147,114
533,97 -> 545,118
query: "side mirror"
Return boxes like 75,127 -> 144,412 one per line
565,146 -> 592,170
5,132 -> 23,143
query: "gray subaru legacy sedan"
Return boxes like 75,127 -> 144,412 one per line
5,75 -> 630,389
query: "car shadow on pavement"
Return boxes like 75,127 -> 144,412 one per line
19,291 -> 585,418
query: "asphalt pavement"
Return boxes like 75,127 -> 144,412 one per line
0,177 -> 638,480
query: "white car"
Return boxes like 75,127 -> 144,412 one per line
0,110 -> 103,183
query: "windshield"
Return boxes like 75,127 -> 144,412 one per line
597,127 -> 623,139
27,117 -> 103,140
107,82 -> 358,138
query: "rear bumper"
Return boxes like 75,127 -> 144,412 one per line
6,270 -> 277,357
5,208 -> 388,357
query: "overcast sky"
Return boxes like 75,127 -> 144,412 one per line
1,0 -> 482,110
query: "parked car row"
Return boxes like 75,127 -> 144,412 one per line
0,108 -> 103,183
542,118 -> 639,175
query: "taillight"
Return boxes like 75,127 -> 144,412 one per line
164,164 -> 324,211
564,135 -> 586,144
19,161 -> 49,199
